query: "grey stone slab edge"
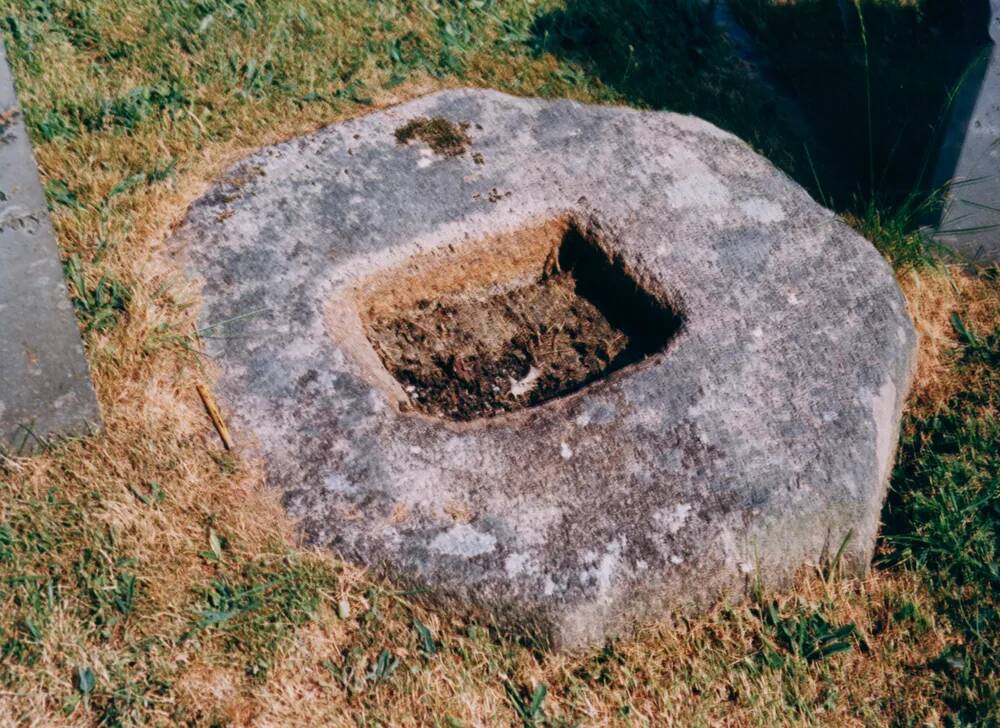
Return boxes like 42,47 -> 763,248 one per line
934,0 -> 1000,264
0,37 -> 101,453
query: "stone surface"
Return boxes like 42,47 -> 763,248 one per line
173,89 -> 917,648
935,0 -> 1000,263
0,38 -> 100,453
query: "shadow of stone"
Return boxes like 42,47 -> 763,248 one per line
531,0 -> 806,174
531,0 -> 990,212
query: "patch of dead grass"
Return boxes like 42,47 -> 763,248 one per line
237,570 -> 951,727
0,0 -> 995,724
899,265 -> 1000,416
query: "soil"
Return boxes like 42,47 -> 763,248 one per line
367,272 -> 632,420
364,224 -> 684,421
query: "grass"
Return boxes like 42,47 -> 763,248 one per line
846,191 -> 955,272
883,293 -> 1000,723
729,0 -> 989,209
0,0 -> 997,724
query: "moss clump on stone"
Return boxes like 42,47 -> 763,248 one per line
394,116 -> 471,157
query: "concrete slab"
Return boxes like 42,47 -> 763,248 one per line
174,90 -> 917,648
935,0 -> 1000,263
0,38 -> 101,453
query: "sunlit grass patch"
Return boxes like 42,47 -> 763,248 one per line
187,549 -> 337,682
0,0 -> 996,724
0,476 -> 170,723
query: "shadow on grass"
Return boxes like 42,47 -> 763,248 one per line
531,0 -> 805,173
531,0 -> 990,212
880,302 -> 999,723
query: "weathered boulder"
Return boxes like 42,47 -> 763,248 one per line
174,89 -> 917,648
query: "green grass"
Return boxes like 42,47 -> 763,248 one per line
63,253 -> 131,333
729,0 -> 989,210
884,303 -> 1000,724
187,549 -> 337,682
847,191 -> 953,271
0,482 -> 166,722
0,476 -> 340,724
0,0 -> 997,724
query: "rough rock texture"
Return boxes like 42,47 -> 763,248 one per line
173,89 -> 917,649
935,0 -> 1000,263
0,38 -> 101,453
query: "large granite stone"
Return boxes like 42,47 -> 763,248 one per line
0,38 -> 100,453
173,90 -> 917,648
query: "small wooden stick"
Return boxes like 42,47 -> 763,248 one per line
196,383 -> 233,450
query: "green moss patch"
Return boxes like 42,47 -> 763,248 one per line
394,116 -> 472,157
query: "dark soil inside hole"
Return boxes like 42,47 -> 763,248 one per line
365,227 -> 682,421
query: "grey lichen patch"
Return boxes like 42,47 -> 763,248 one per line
430,524 -> 497,557
394,116 -> 472,157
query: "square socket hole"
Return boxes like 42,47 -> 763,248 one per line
359,217 -> 684,421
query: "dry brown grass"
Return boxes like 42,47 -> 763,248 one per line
1,1 -> 996,724
900,266 -> 1000,415
4,127 -> 987,725
237,572 -> 953,727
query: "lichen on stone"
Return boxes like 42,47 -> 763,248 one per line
394,116 -> 471,157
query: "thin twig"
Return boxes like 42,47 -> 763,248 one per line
196,383 -> 233,450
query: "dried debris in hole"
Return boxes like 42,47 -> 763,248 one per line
394,116 -> 471,157
365,226 -> 683,421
